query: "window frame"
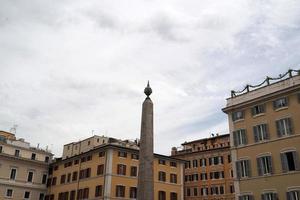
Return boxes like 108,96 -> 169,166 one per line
232,110 -> 245,122
273,97 -> 288,110
6,188 -> 13,198
257,155 -> 273,175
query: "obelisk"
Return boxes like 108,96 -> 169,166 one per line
137,81 -> 154,200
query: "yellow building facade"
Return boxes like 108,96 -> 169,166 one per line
172,134 -> 235,200
46,144 -> 184,200
223,70 -> 300,200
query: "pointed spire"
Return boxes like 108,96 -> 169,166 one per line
144,81 -> 152,97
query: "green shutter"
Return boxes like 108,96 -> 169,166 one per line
292,151 -> 300,170
287,118 -> 293,135
267,156 -> 273,174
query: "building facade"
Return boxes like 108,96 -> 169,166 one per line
171,134 -> 235,200
47,143 -> 184,200
0,130 -> 53,200
222,69 -> 300,200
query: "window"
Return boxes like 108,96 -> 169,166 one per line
239,195 -> 254,200
236,160 -> 251,178
200,173 -> 207,180
211,186 -> 219,195
15,149 -> 20,157
170,161 -> 177,167
88,141 -> 90,145
97,165 -> 104,175
209,156 -> 223,165
200,158 -> 206,166
281,151 -> 300,172
87,155 -> 92,161
95,185 -> 102,197
0,146 -> 3,153
54,165 -> 58,171
130,166 -> 137,177
24,191 -> 30,199
185,161 -> 191,168
39,193 -> 45,200
170,174 -> 177,183
228,155 -> 232,163
159,159 -> 166,165
192,173 -> 198,181
131,153 -> 139,160
232,111 -> 244,121
27,171 -> 34,182
117,164 -> 126,176
74,159 -> 79,165
287,190 -> 300,200
10,168 -> 17,180
158,171 -> 166,182
118,151 -> 127,158
201,187 -> 208,196
116,185 -> 125,197
130,187 -> 137,198
192,159 -> 198,168
99,151 -> 105,157
67,173 -> 71,183
60,174 -> 66,184
276,118 -> 293,137
70,190 -> 76,200
233,129 -> 247,146
257,155 -> 273,175
251,104 -> 265,116
77,188 -> 89,199
158,191 -> 166,200
81,157 -> 86,163
31,153 -> 36,160
45,156 -> 49,163
72,171 -> 78,181
273,97 -> 288,109
52,177 -> 57,185
6,189 -> 13,197
230,185 -> 235,193
194,188 -> 198,196
253,124 -> 269,142
42,174 -> 47,184
79,168 -> 91,179
262,192 -> 277,200
170,192 -> 177,200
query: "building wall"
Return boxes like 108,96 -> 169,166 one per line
0,139 -> 52,200
172,135 -> 235,200
223,74 -> 300,200
47,145 -> 184,200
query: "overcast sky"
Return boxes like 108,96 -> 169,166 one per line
0,0 -> 299,157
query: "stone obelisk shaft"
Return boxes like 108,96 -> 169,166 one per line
137,83 -> 154,200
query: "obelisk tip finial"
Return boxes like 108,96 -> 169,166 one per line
144,81 -> 152,97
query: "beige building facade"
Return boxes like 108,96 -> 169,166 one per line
172,134 -> 235,200
223,70 -> 300,200
0,131 -> 53,200
47,142 -> 185,200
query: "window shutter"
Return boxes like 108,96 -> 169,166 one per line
292,151 -> 300,170
236,162 -> 241,179
246,160 -> 251,177
286,97 -> 289,106
251,107 -> 255,116
267,156 -> 273,174
233,131 -> 238,146
257,157 -> 262,176
273,100 -> 277,109
280,153 -> 288,173
276,120 -> 282,137
264,124 -> 269,140
286,192 -> 291,200
287,118 -> 293,135
242,129 -> 247,145
253,126 -> 258,142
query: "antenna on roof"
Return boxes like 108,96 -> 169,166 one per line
10,124 -> 18,134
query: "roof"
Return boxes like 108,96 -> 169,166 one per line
181,134 -> 229,145
52,143 -> 186,165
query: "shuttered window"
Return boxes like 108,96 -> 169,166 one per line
276,118 -> 293,137
233,129 -> 247,146
257,156 -> 273,175
238,195 -> 254,200
236,160 -> 251,178
261,193 -> 277,200
253,124 -> 269,142
287,190 -> 300,200
232,111 -> 244,122
281,151 -> 300,172
251,104 -> 265,116
273,97 -> 288,109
